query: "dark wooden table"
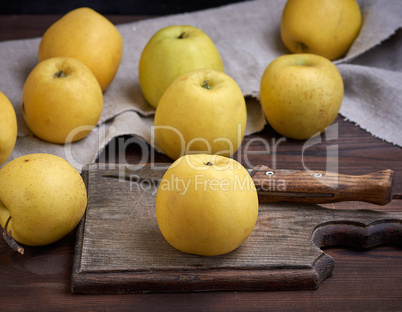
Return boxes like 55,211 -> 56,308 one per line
1,15 -> 401,311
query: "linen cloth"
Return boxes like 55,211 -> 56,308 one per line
1,0 -> 401,171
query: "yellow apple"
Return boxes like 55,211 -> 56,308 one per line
0,153 -> 87,247
280,0 -> 362,61
38,7 -> 123,92
0,92 -> 17,166
156,154 -> 259,256
139,25 -> 224,108
22,57 -> 103,144
154,68 -> 247,160
259,53 -> 344,140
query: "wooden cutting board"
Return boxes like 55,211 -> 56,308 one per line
71,164 -> 402,294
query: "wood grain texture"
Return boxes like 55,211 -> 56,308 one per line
71,164 -> 402,294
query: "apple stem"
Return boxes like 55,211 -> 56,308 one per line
2,216 -> 24,255
297,41 -> 309,53
178,32 -> 185,39
53,70 -> 66,78
202,80 -> 212,90
205,162 -> 213,166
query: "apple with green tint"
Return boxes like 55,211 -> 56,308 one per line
139,25 -> 224,108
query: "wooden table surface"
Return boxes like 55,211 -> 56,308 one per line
1,15 -> 401,312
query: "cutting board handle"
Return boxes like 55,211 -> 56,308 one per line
312,219 -> 402,249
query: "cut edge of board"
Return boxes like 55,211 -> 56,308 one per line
71,253 -> 335,294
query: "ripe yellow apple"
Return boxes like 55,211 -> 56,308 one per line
280,0 -> 362,61
139,25 -> 224,108
22,57 -> 103,144
154,68 -> 247,160
0,153 -> 87,247
0,92 -> 17,166
38,7 -> 123,92
155,154 -> 259,256
259,53 -> 344,140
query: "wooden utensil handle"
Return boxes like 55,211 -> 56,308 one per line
250,166 -> 394,205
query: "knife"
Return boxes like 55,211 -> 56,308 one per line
103,164 -> 400,205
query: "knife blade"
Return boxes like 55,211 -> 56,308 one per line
103,164 -> 399,205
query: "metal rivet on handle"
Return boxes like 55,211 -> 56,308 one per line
265,171 -> 275,176
314,173 -> 323,178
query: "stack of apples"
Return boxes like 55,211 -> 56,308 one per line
139,25 -> 247,161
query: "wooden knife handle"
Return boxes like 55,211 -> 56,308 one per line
249,166 -> 394,205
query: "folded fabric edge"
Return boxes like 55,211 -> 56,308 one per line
340,113 -> 401,148
336,27 -> 402,65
